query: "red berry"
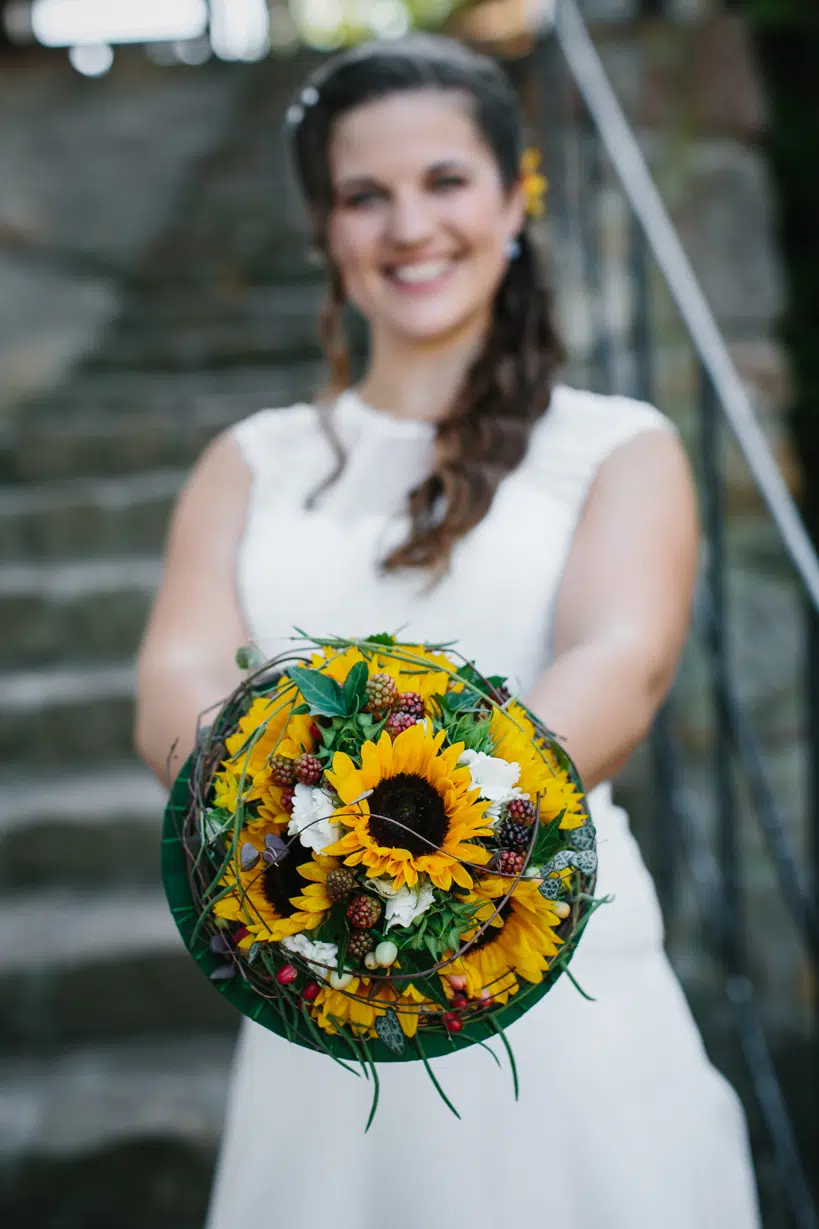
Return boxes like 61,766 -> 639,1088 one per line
276,963 -> 297,986
302,980 -> 321,1003
280,787 -> 295,815
233,926 -> 250,943
450,994 -> 469,1009
443,1012 -> 463,1033
309,723 -> 321,742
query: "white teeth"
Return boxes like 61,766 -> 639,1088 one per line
391,261 -> 451,285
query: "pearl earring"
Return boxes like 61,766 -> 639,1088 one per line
506,236 -> 521,261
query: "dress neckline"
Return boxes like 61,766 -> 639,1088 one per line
334,388 -> 438,441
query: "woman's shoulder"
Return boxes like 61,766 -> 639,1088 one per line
521,383 -> 678,507
228,401 -> 323,473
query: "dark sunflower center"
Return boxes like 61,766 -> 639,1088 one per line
367,773 -> 448,858
469,899 -> 514,954
261,851 -> 304,917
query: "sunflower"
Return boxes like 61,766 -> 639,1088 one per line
490,702 -> 585,829
309,643 -> 453,703
312,972 -> 432,1039
445,875 -> 564,1005
216,685 -> 314,798
210,680 -> 315,827
323,724 -> 493,891
213,839 -> 338,947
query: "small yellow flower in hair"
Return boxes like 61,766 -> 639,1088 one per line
521,147 -> 548,219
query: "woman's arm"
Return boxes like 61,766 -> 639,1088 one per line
523,428 -> 698,792
134,431 -> 252,787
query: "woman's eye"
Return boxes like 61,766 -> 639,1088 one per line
430,175 -> 466,192
341,189 -> 383,208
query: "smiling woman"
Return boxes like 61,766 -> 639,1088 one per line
134,30 -> 761,1229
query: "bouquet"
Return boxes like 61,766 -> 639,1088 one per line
163,634 -> 601,1124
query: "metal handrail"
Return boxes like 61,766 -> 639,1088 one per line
525,5 -> 818,1218
548,0 -> 819,612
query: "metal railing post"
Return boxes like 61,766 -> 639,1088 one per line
699,365 -> 744,975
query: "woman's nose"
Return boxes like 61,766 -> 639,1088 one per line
386,190 -> 436,247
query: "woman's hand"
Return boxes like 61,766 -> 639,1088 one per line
134,431 -> 252,787
524,427 -> 698,792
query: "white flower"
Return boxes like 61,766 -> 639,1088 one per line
280,932 -> 338,975
458,749 -> 521,803
288,784 -> 343,854
368,879 -> 437,932
485,786 -> 529,828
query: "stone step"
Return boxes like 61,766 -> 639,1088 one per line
0,361 -> 321,482
0,1034 -> 232,1164
0,558 -> 159,667
0,471 -> 182,560
0,763 -> 166,891
89,282 -> 324,373
0,890 -> 236,1051
0,662 -> 135,765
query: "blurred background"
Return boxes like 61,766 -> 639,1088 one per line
0,0 -> 816,1226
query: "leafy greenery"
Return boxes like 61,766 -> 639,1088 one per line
392,892 -> 483,963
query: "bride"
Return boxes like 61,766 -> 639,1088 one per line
135,32 -> 761,1229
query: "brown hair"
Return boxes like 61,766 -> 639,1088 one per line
288,34 -> 564,575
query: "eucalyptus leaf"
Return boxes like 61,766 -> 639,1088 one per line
575,850 -> 598,876
288,666 -> 348,718
240,843 -> 260,871
568,822 -> 597,851
538,876 -> 562,901
210,965 -> 236,982
375,1010 -> 406,1055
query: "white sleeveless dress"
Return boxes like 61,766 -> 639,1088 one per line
205,385 -> 761,1229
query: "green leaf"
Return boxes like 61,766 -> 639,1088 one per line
364,632 -> 395,647
288,666 -> 348,717
342,661 -> 369,715
375,1009 -> 406,1055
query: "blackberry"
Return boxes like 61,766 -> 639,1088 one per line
347,930 -> 376,964
294,753 -> 323,786
396,692 -> 425,719
507,798 -> 536,825
365,673 -> 398,715
346,894 -> 383,929
496,850 -> 525,878
326,868 -> 357,903
498,818 -> 531,852
269,756 -> 296,787
280,787 -> 295,815
386,711 -> 415,739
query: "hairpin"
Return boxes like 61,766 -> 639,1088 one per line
286,85 -> 320,128
521,147 -> 548,219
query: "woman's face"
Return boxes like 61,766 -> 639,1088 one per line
326,89 -> 525,348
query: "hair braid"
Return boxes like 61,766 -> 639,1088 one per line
318,264 -> 352,397
383,233 -> 563,574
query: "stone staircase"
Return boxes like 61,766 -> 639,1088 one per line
0,51 -> 328,1227
0,27 -> 807,1227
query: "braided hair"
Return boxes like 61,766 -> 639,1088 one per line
287,34 -> 564,575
